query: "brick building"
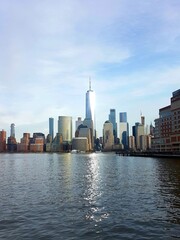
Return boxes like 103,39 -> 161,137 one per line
152,89 -> 180,152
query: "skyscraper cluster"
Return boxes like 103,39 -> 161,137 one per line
0,86 -> 179,153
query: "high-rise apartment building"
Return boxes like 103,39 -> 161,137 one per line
119,112 -> 129,149
109,109 -> 117,143
49,118 -> 54,140
58,116 -> 72,143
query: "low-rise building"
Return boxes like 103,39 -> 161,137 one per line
72,137 -> 89,152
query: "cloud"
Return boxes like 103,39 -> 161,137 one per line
0,0 -> 180,141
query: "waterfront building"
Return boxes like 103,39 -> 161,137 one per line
58,116 -> 72,144
134,122 -> 145,150
146,135 -> 152,150
30,138 -> 44,152
79,127 -> 92,151
51,133 -> 63,152
109,109 -> 117,143
72,137 -> 89,152
129,136 -> 135,151
17,133 -> 30,152
75,124 -> 92,151
0,129 -> 6,152
7,123 -> 17,152
7,136 -> 17,152
103,120 -> 114,151
83,118 -> 94,150
49,118 -> 54,140
46,134 -> 53,152
152,89 -> 180,152
119,112 -> 129,149
140,135 -> 147,151
29,133 -> 45,152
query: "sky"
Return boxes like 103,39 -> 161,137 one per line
0,0 -> 180,141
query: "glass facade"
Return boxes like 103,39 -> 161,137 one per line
120,112 -> 127,123
119,112 -> 129,149
49,118 -> 54,140
86,90 -> 95,124
109,109 -> 117,143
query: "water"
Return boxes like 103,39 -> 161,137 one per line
0,153 -> 180,239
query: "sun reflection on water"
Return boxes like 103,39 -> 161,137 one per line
83,153 -> 110,223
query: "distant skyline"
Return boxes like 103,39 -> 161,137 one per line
0,0 -> 180,141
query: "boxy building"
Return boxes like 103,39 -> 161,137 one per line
152,89 -> 180,152
0,130 -> 6,152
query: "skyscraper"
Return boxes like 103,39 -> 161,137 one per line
75,117 -> 83,130
86,80 -> 95,126
7,124 -> 17,152
120,112 -> 127,123
10,123 -> 15,138
134,122 -> 145,150
85,79 -> 95,148
109,109 -> 117,143
49,118 -> 54,140
119,112 -> 129,149
103,120 -> 114,150
58,116 -> 72,143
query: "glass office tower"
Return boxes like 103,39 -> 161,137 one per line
85,80 -> 95,141
86,80 -> 95,125
10,123 -> 15,138
109,109 -> 117,143
119,112 -> 129,149
49,118 -> 54,140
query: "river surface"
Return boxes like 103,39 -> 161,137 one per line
0,153 -> 180,239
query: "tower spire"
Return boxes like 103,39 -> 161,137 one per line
89,76 -> 91,91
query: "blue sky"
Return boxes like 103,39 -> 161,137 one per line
0,0 -> 180,141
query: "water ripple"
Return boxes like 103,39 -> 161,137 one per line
0,153 -> 180,239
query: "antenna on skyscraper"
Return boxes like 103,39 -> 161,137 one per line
89,76 -> 91,90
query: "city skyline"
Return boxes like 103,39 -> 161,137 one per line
0,0 -> 180,141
